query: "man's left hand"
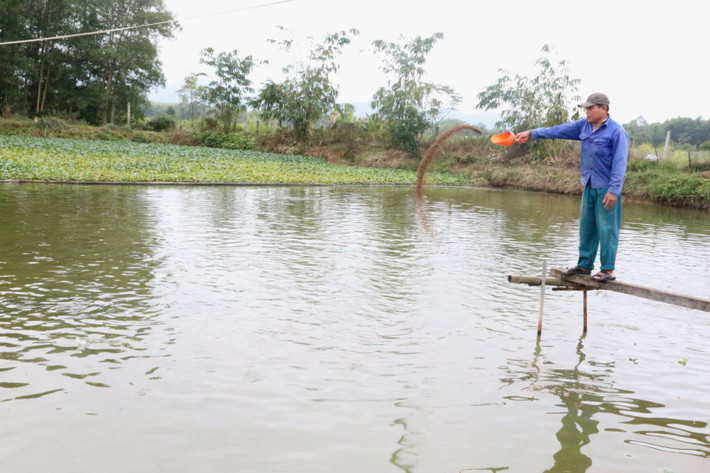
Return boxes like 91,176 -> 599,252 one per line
603,192 -> 617,210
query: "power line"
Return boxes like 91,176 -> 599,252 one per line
0,0 -> 296,46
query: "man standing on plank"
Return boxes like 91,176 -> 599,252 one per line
515,92 -> 629,281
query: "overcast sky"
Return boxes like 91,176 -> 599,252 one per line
152,0 -> 709,125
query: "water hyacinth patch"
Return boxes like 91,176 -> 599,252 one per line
0,135 -> 470,186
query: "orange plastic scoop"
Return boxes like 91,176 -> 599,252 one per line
491,131 -> 527,147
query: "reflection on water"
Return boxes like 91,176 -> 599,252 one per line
0,185 -> 171,402
501,333 -> 709,473
1,183 -> 709,473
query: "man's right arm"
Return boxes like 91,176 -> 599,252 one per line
516,120 -> 584,142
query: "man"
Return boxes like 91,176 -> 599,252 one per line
515,92 -> 629,281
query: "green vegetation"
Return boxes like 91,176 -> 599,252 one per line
0,116 -> 180,143
625,116 -> 710,148
624,158 -> 710,208
477,45 -> 581,161
1,117 -> 708,209
0,0 -> 176,124
199,47 -> 257,132
0,135 -> 468,185
370,33 -> 460,156
1,7 -> 707,211
253,27 -> 358,142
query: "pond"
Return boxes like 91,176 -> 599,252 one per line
1,183 -> 709,472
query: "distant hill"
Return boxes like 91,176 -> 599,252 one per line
444,110 -> 502,130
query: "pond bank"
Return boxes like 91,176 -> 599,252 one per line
0,120 -> 708,209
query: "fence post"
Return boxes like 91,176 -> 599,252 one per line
663,130 -> 671,160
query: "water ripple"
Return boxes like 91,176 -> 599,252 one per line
1,184 -> 709,472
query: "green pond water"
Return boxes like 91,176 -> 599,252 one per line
1,183 -> 709,472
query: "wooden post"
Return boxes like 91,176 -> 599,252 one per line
583,290 -> 588,333
127,102 -> 131,128
538,261 -> 546,336
507,275 -> 566,286
663,130 -> 671,160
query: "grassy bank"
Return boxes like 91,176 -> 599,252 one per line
415,133 -> 710,209
0,135 -> 467,186
393,132 -> 709,209
1,117 -> 708,209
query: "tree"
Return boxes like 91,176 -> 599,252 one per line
26,0 -> 73,115
370,32 -> 460,156
0,0 -> 73,115
82,0 -> 176,125
253,27 -> 358,141
178,72 -> 207,124
477,45 -> 580,159
0,0 -> 32,114
0,0 -> 176,122
200,48 -> 257,132
665,117 -> 710,146
625,117 -> 710,147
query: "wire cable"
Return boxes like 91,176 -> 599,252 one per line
0,0 -> 296,46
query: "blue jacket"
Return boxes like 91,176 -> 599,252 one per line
530,116 -> 629,195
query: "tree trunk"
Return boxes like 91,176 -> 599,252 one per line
36,55 -> 45,114
40,66 -> 50,112
102,70 -> 115,126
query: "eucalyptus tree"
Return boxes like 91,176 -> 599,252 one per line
370,32 -> 460,156
199,48 -> 256,131
178,72 -> 208,123
476,45 -> 581,159
477,45 -> 581,131
253,27 -> 358,142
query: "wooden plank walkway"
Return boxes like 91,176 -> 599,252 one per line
548,267 -> 710,312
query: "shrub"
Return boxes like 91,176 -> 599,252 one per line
222,132 -> 255,150
144,115 -> 175,132
383,108 -> 428,157
311,122 -> 370,159
627,158 -> 657,172
192,130 -> 255,150
131,131 -> 151,143
35,117 -> 68,130
170,132 -> 200,146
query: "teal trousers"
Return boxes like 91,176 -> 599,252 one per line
577,182 -> 622,271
